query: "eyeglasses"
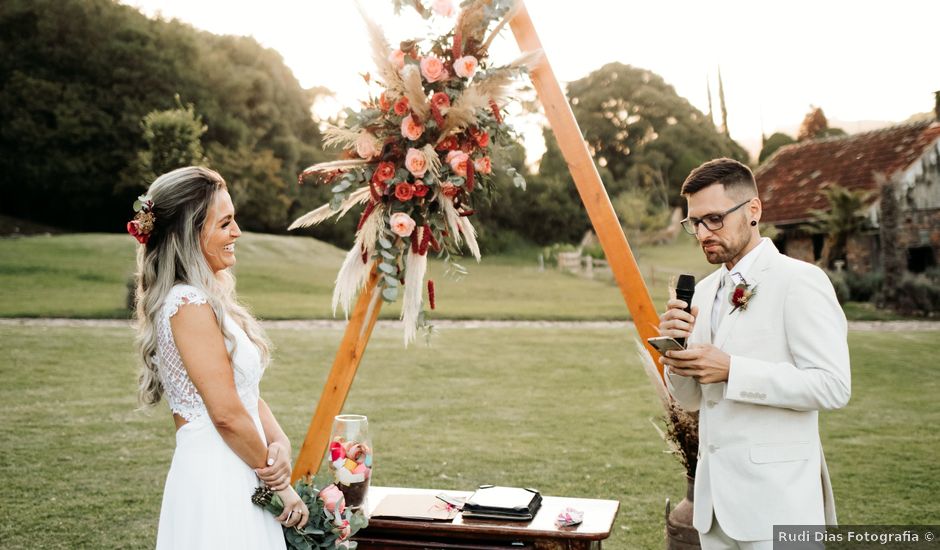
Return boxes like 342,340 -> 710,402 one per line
681,199 -> 751,235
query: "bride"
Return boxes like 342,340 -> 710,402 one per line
130,166 -> 306,548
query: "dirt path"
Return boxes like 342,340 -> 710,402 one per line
2,318 -> 938,331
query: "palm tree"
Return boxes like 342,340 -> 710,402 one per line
810,184 -> 873,269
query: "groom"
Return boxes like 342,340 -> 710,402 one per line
658,158 -> 851,549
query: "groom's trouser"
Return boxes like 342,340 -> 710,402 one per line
699,513 -> 773,550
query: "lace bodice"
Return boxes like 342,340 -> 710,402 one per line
155,284 -> 264,422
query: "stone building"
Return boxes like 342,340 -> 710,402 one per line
755,118 -> 940,274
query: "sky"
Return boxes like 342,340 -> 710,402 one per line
123,0 -> 938,162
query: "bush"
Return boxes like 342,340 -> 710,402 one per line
893,275 -> 940,317
541,243 -> 579,265
825,270 -> 850,305
582,243 -> 606,260
844,270 -> 884,302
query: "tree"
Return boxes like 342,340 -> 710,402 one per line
797,106 -> 846,142
558,63 -> 748,205
0,0 -> 325,232
758,132 -> 795,164
134,99 -> 207,186
877,175 -> 903,308
810,184 -> 873,268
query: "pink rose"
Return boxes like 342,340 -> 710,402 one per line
473,156 -> 492,174
388,49 -> 406,70
420,55 -> 447,83
453,55 -> 478,79
355,133 -> 380,159
337,519 -> 351,541
447,151 -> 470,177
405,147 -> 428,177
401,114 -> 425,141
319,484 -> 346,515
431,0 -> 455,17
389,212 -> 416,237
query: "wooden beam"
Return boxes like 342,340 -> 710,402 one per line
292,266 -> 384,481
509,2 -> 666,377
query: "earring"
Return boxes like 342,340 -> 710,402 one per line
750,220 -> 757,226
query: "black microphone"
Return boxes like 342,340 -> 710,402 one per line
674,274 -> 696,347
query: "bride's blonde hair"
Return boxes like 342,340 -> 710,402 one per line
133,166 -> 271,407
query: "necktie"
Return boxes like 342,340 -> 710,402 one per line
711,272 -> 736,342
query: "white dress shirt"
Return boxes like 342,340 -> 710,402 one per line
711,237 -> 771,339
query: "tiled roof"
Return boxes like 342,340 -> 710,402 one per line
755,120 -> 940,224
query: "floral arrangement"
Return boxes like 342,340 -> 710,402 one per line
289,0 -> 536,345
328,436 -> 373,506
252,480 -> 368,550
126,194 -> 155,244
728,278 -> 757,314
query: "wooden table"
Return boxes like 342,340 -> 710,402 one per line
355,486 -> 620,550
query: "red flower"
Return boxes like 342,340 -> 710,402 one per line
469,127 -> 489,148
372,161 -> 396,184
395,183 -> 415,201
430,92 -> 451,110
393,96 -> 410,116
413,182 -> 429,197
126,221 -> 149,244
732,288 -> 745,303
441,183 -> 460,198
435,135 -> 459,151
428,279 -> 436,310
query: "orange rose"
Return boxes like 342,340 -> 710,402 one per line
453,55 -> 478,79
473,156 -> 492,174
447,150 -> 469,177
401,114 -> 425,141
419,55 -> 447,83
389,212 -> 416,237
404,147 -> 428,177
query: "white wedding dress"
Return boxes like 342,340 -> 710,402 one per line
154,284 -> 286,550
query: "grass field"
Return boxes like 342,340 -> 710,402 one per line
0,231 -> 902,321
1,324 -> 936,548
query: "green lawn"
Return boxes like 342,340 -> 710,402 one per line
1,325 -> 936,548
0,232 -> 714,321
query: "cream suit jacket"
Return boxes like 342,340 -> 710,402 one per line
665,241 -> 851,541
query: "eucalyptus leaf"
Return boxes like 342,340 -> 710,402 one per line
383,275 -> 399,287
378,236 -> 393,249
378,262 -> 396,274
382,287 -> 399,301
380,249 -> 396,260
331,180 -> 352,193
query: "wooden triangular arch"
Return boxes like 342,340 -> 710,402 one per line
292,1 -> 663,482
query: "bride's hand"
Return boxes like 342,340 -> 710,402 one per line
275,486 -> 309,529
255,441 -> 291,490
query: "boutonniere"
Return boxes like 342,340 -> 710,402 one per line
729,278 -> 757,314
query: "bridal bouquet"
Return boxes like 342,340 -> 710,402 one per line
289,0 -> 535,344
252,480 -> 368,550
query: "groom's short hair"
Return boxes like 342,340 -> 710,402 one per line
681,158 -> 757,199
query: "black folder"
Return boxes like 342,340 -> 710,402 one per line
461,485 -> 542,521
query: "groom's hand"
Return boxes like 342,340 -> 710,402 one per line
661,343 -> 731,384
659,299 -> 699,342
255,441 -> 291,490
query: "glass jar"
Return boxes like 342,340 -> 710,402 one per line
327,414 -> 372,508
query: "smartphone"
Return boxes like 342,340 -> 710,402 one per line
647,336 -> 685,353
